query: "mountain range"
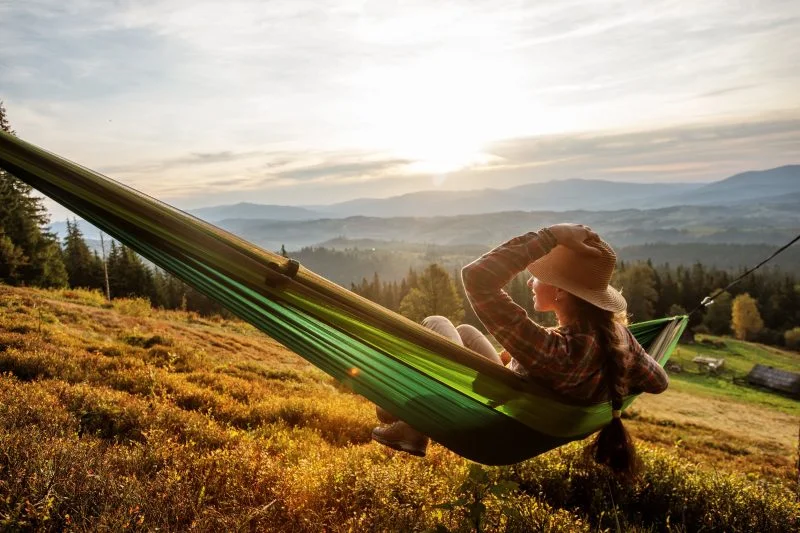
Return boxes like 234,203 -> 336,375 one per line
186,165 -> 799,221
50,165 -> 800,266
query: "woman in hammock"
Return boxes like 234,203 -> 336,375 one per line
372,223 -> 668,478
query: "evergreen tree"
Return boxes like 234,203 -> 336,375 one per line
0,233 -> 25,281
106,241 -> 154,299
613,262 -> 659,322
63,219 -> 101,288
0,100 -> 67,287
654,267 -> 680,317
399,263 -> 464,323
702,291 -> 733,335
29,240 -> 68,287
453,267 -> 482,330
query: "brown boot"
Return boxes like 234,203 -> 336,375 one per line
371,421 -> 429,457
376,405 -> 399,424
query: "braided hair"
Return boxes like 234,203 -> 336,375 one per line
572,297 -> 642,481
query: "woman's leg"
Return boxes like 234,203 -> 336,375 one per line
372,316 -> 462,455
375,315 -> 462,424
421,315 -> 464,345
456,324 -> 503,365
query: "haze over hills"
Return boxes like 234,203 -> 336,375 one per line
189,203 -> 327,221
661,165 -> 800,207
184,165 -> 799,221
213,203 -> 799,252
48,165 -> 800,274
190,179 -> 702,221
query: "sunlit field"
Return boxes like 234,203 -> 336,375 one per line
1,284 -> 797,531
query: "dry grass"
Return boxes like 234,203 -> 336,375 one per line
0,283 -> 798,532
627,388 -> 798,483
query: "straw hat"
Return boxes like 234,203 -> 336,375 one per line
527,237 -> 627,313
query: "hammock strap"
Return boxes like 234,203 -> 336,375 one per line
689,232 -> 800,316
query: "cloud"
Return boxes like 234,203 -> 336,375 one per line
450,115 -> 800,187
273,158 -> 410,182
3,0 -> 799,215
101,151 -> 265,174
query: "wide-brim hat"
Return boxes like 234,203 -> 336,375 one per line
527,237 -> 627,313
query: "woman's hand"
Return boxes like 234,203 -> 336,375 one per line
546,223 -> 602,255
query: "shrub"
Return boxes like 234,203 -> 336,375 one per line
50,287 -> 108,307
510,442 -> 800,532
784,327 -> 800,350
112,297 -> 152,317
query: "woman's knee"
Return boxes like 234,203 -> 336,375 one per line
455,324 -> 482,338
456,324 -> 501,363
422,315 -> 453,330
422,315 -> 461,344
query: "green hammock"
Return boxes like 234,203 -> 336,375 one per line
0,132 -> 687,465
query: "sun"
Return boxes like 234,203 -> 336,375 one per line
352,46 -> 529,184
405,145 -> 499,186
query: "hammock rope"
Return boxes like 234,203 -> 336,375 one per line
0,131 -> 688,465
689,232 -> 800,316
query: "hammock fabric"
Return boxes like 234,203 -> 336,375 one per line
0,132 -> 687,465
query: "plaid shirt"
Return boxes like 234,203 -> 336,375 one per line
461,231 -> 668,403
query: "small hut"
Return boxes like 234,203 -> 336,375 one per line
746,364 -> 800,399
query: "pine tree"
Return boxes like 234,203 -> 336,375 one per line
613,262 -> 659,322
107,241 -> 154,298
0,100 -> 67,287
0,233 -> 26,281
63,219 -> 99,288
702,291 -> 733,335
399,263 -> 464,323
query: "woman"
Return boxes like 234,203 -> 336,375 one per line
372,223 -> 669,478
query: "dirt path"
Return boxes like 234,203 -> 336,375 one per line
636,387 -> 799,452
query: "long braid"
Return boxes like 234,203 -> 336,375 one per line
574,299 -> 641,481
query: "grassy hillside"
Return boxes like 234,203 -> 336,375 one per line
665,337 -> 800,416
0,284 -> 798,531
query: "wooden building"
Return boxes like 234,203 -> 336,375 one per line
746,364 -> 800,399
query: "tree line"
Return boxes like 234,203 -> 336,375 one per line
349,260 -> 799,349
0,100 -> 227,316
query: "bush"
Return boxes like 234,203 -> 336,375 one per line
49,287 -> 108,307
510,443 -> 800,532
784,327 -> 800,350
112,297 -> 152,317
754,328 -> 784,346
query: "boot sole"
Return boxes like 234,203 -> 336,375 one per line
371,431 -> 427,457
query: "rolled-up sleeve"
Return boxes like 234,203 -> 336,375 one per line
623,328 -> 669,394
461,232 -> 569,378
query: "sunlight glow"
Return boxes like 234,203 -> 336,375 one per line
351,43 -> 538,178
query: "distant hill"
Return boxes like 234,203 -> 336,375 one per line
307,180 -> 701,217
656,165 -> 800,207
49,165 -> 799,263
188,202 -> 327,221
215,202 -> 799,252
52,165 -> 800,230
161,165 -> 800,220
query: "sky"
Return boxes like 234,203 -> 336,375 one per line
2,0 -> 799,220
